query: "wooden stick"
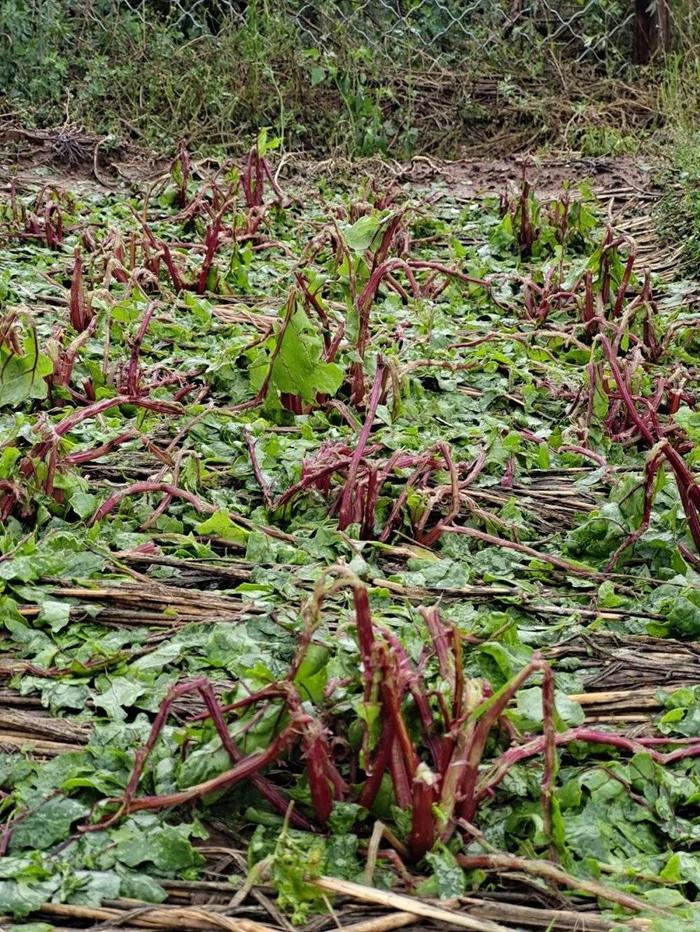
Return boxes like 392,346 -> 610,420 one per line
313,877 -> 510,932
32,901 -> 276,931
362,820 -> 386,887
569,690 -> 659,705
339,913 -> 416,932
0,733 -> 85,755
459,896 -> 651,931
456,855 -> 666,916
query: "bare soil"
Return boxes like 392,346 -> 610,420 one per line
399,153 -> 657,200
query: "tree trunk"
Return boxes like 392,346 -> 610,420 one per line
633,0 -> 671,64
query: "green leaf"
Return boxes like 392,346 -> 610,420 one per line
70,490 -> 100,519
0,340 -> 53,409
118,870 -> 167,903
667,594 -> 700,638
0,879 -> 57,918
310,66 -> 326,86
343,215 -> 383,253
293,644 -> 329,703
195,511 -> 248,544
114,823 -> 204,872
657,686 -> 700,736
270,830 -> 326,925
674,406 -> 700,443
325,833 -> 360,880
68,870 -> 120,905
515,687 -> 585,728
37,599 -> 71,632
0,446 -> 21,479
661,852 -> 700,887
419,845 -> 466,899
10,798 -> 88,851
93,676 -> 148,720
251,306 -> 343,403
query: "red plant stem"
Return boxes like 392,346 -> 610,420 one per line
193,680 -> 313,831
46,203 -> 62,248
601,336 -> 700,549
172,382 -> 199,403
280,393 -> 304,415
388,736 -> 413,810
674,475 -> 700,550
420,606 -> 453,685
242,147 -> 265,207
89,481 -> 213,526
407,260 -> 488,289
500,456 -> 515,489
372,211 -> 405,268
27,395 -> 181,467
85,678 -> 311,832
0,481 -> 22,521
581,269 -> 598,334
599,228 -> 614,305
66,430 -> 137,465
452,628 -> 465,724
379,651 -> 419,780
134,212 -> 189,291
458,657 -> 548,824
303,722 -> 336,824
295,272 -> 330,340
352,266 -> 394,402
244,429 -> 273,508
379,454 -> 434,542
540,665 -> 558,861
680,542 -> 700,570
605,452 -> 663,570
377,626 -> 440,769
325,321 -> 345,363
84,723 -> 300,831
443,525 -> 599,577
358,722 -> 394,810
69,247 -> 92,332
361,467 -> 379,539
599,336 -> 654,444
173,138 -> 190,208
122,679 -> 207,803
612,251 -> 636,317
558,445 -> 608,469
196,203 -> 229,294
125,301 -> 158,395
262,158 -> 289,206
384,273 -> 410,303
273,455 -> 355,510
227,289 -> 298,413
436,712 -> 475,837
476,727 -> 700,810
418,442 -> 461,546
338,360 -> 385,530
52,319 -> 98,389
351,583 -> 376,674
190,686 -> 290,721
408,765 -> 438,861
519,176 -> 533,256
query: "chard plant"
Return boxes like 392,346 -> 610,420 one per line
0,148 -> 699,928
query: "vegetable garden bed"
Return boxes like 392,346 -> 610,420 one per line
0,137 -> 699,931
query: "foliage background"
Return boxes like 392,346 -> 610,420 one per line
1,0 -> 698,157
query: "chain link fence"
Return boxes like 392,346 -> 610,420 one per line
111,0 -> 638,73
3,1 -> 694,154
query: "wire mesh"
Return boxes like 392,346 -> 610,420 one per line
106,0 -> 637,73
